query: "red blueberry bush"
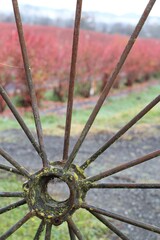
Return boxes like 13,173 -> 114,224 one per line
0,22 -> 160,111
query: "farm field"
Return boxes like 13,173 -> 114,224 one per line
0,84 -> 159,134
0,20 -> 160,240
0,89 -> 159,239
0,22 -> 160,110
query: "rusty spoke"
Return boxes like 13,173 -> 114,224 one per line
64,0 -> 156,170
45,223 -> 52,240
0,86 -> 40,155
86,150 -> 160,182
90,183 -> 160,189
34,220 -> 46,240
0,192 -> 24,197
0,211 -> 35,239
81,95 -> 160,170
12,0 -> 48,168
63,0 -> 83,162
0,199 -> 26,214
0,148 -> 31,178
0,163 -> 22,175
91,212 -> 129,240
0,0 -> 159,238
68,222 -> 76,240
67,218 -> 84,240
82,204 -> 160,234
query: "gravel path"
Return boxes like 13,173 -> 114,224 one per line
0,125 -> 160,240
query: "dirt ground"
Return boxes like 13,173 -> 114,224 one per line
0,125 -> 160,240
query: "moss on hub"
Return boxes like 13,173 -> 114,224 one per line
23,162 -> 86,226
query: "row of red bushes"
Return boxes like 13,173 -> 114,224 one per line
0,22 -> 160,111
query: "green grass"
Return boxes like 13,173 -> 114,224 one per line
0,85 -> 159,135
72,84 -> 160,132
0,174 -> 108,239
0,85 -> 159,238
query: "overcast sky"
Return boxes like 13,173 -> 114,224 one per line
2,0 -> 160,16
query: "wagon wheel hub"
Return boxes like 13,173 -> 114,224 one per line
23,163 -> 86,226
1,0 -> 160,239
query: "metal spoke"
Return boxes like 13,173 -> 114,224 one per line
82,203 -> 160,234
0,211 -> 35,239
0,0 -> 159,239
64,0 -> 156,170
0,86 -> 40,155
0,192 -> 24,197
81,95 -> 160,170
63,0 -> 83,161
0,163 -> 22,175
12,0 -> 48,168
0,199 -> 26,214
91,211 -> 129,240
90,183 -> 160,189
0,148 -> 31,178
34,220 -> 46,240
45,223 -> 52,240
86,150 -> 160,182
67,218 -> 84,240
68,222 -> 76,240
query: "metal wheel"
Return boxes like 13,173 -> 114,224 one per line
0,0 -> 160,239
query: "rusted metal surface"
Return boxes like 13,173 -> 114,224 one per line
0,148 -> 31,178
23,162 -> 86,226
64,0 -> 157,170
0,163 -> 22,175
81,94 -> 160,170
68,222 -> 77,240
86,150 -> 160,182
90,183 -> 160,189
91,212 -> 129,240
34,220 -> 46,240
0,199 -> 26,214
12,0 -> 48,168
45,223 -> 52,240
0,211 -> 35,240
0,86 -> 40,154
63,0 -> 83,161
67,218 -> 83,240
82,203 -> 160,234
0,0 -> 159,239
0,192 -> 24,197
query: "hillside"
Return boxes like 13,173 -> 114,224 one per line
1,4 -> 160,38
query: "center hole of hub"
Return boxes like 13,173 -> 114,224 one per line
47,178 -> 70,202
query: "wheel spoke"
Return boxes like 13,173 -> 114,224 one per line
0,199 -> 26,214
0,148 -> 31,178
64,0 -> 156,170
86,150 -> 160,182
82,204 -> 160,234
90,183 -> 160,189
0,163 -> 22,175
81,95 -> 160,170
45,223 -> 52,240
0,211 -> 35,239
91,211 -> 129,240
0,192 -> 24,197
67,218 -> 84,240
0,86 -> 40,155
68,222 -> 76,240
34,220 -> 46,240
63,0 -> 83,161
12,0 -> 48,168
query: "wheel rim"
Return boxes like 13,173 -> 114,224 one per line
0,0 -> 160,239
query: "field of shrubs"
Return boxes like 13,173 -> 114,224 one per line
0,22 -> 160,112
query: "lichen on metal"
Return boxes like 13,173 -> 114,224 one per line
23,162 -> 87,226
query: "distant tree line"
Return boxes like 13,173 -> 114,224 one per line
0,11 -> 160,39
